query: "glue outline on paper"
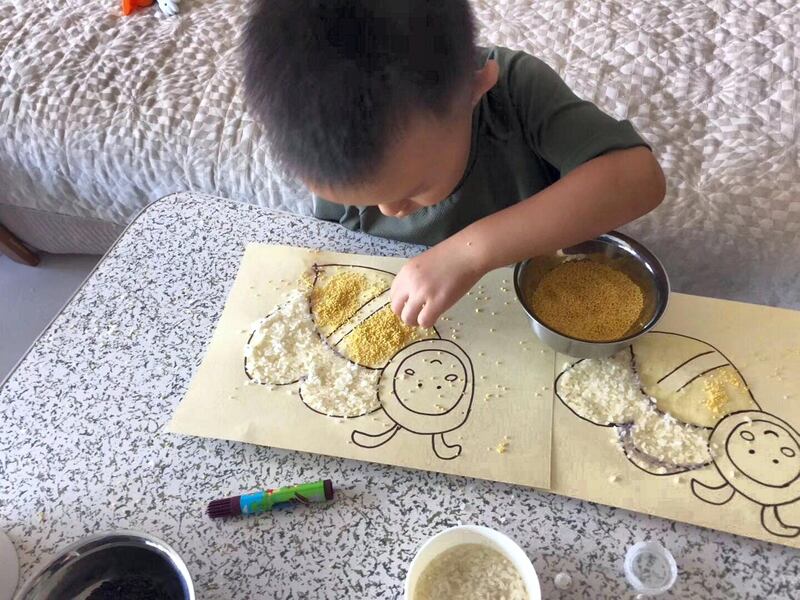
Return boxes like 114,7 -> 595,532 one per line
244,263 -> 476,461
555,331 -> 800,538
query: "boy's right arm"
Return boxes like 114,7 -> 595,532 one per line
391,145 -> 665,328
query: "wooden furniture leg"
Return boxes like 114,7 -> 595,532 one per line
0,223 -> 40,266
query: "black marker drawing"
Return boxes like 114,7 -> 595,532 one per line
691,411 -> 800,538
556,331 -> 800,538
307,263 -> 410,370
244,263 -> 476,460
351,338 -> 475,460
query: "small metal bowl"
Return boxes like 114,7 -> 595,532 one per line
14,531 -> 194,600
514,231 -> 669,358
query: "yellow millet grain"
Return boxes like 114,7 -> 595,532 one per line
702,369 -> 745,416
530,260 -> 644,342
310,271 -> 385,331
345,306 -> 421,367
298,271 -> 315,292
703,378 -> 728,416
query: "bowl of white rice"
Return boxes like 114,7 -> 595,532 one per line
404,525 -> 540,600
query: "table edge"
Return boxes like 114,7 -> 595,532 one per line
0,192 -> 284,389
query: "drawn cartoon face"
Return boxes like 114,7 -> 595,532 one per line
393,350 -> 467,415
378,339 -> 475,436
727,420 -> 800,488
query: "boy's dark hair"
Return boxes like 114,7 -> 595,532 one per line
243,0 -> 477,187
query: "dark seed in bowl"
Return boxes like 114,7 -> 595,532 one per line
87,575 -> 178,600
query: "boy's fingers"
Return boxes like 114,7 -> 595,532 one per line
416,301 -> 439,329
401,298 -> 424,327
390,290 -> 408,316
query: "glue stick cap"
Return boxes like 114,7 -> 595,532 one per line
623,541 -> 677,596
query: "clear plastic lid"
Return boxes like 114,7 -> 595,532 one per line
623,541 -> 678,596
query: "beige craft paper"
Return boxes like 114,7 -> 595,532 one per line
551,293 -> 800,549
171,244 -> 800,548
169,244 -> 554,488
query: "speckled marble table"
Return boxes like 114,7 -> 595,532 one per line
1,193 -> 798,599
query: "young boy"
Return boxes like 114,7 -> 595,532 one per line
243,0 -> 665,329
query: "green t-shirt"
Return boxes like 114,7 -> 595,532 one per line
313,46 -> 648,246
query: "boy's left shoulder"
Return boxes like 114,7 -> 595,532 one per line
480,46 -> 649,176
485,46 -> 565,96
477,46 -> 568,134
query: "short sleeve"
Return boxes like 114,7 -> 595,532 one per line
501,50 -> 649,176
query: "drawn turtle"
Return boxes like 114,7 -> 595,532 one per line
691,410 -> 800,538
245,264 -> 477,459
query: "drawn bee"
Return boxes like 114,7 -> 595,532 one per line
245,264 -> 475,460
556,331 -> 800,538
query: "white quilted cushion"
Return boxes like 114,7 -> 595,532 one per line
470,0 -> 799,306
0,0 -> 313,222
0,0 -> 797,305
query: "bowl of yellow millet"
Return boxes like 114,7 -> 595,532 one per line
514,231 -> 669,358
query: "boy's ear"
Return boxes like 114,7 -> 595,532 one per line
471,60 -> 499,105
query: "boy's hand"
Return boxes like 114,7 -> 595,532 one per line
391,238 -> 486,329
390,147 -> 665,330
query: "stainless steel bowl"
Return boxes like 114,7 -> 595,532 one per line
514,231 -> 669,358
14,531 -> 195,600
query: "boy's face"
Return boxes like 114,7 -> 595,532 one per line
309,108 -> 473,218
309,62 -> 498,218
